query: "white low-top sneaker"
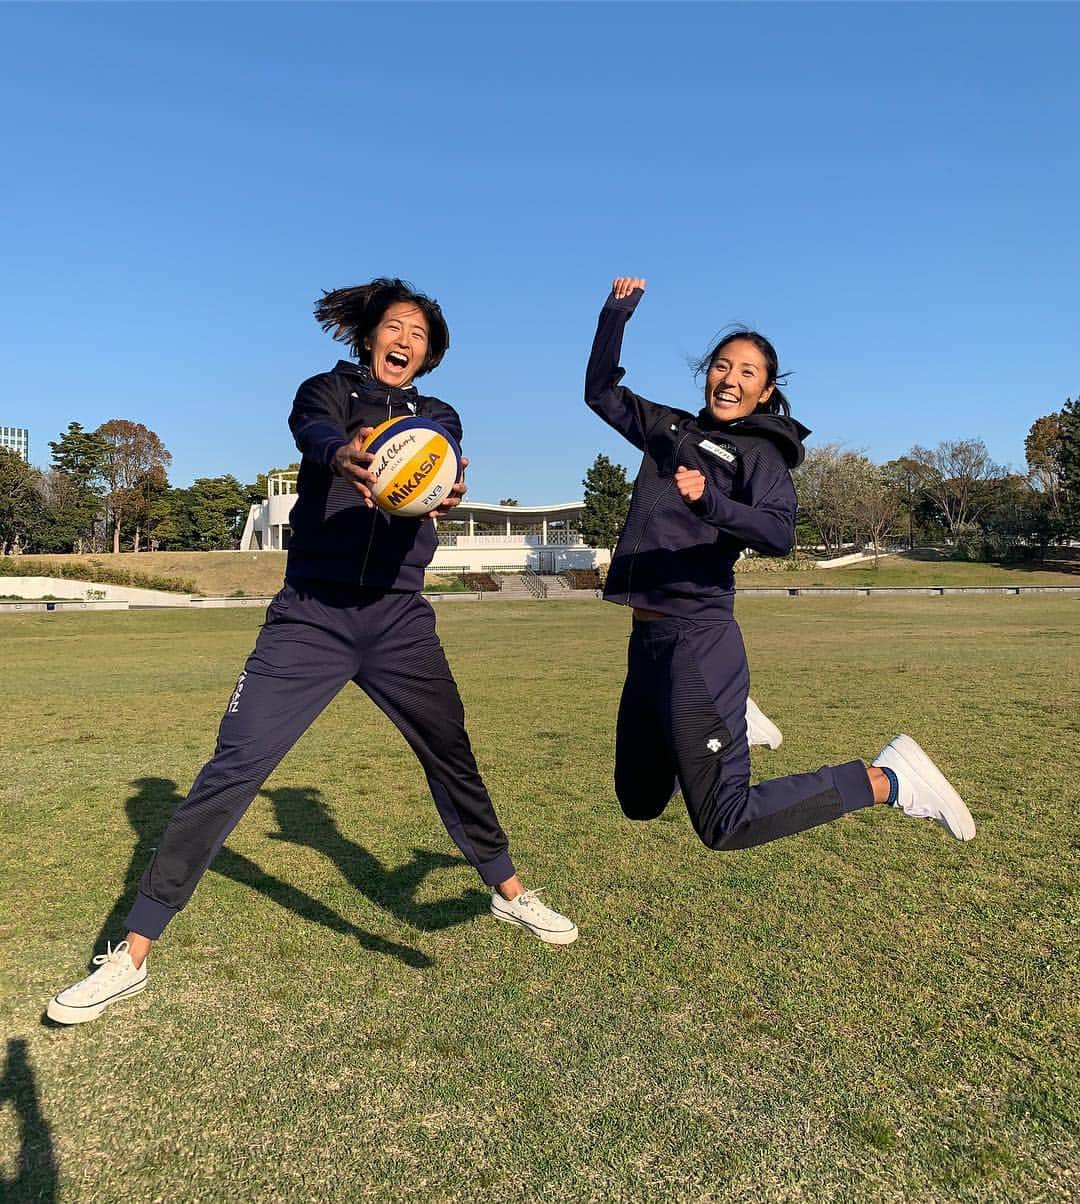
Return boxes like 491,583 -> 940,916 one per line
47,941 -> 148,1025
490,889 -> 578,945
874,734 -> 976,841
746,696 -> 783,749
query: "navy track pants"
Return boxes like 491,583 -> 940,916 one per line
126,583 -> 515,939
615,616 -> 874,847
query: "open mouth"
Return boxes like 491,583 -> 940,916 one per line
713,390 -> 739,405
386,351 -> 409,370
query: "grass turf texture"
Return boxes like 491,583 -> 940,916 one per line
1,599 -> 1077,1202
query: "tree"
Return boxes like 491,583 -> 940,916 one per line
187,475 -> 250,549
906,439 -> 1003,539
1025,414 -> 1064,512
580,454 -> 631,560
882,456 -> 938,550
0,448 -> 47,555
147,487 -> 191,550
1056,396 -> 1080,539
848,459 -> 903,564
95,420 -> 172,553
245,463 -> 300,505
499,498 -> 519,507
793,443 -> 870,557
46,422 -> 109,552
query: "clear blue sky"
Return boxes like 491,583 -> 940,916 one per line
2,2 -> 1076,502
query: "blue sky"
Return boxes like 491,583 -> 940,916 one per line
1,2 -> 1076,502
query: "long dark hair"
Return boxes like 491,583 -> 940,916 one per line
692,327 -> 791,416
314,278 -> 450,376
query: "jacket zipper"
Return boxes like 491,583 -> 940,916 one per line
625,425 -> 693,605
356,387 -> 397,585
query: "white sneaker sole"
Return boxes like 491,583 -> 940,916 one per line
746,698 -> 783,749
490,907 -> 579,946
47,976 -> 147,1025
878,734 -> 976,841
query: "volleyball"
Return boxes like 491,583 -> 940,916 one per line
362,415 -> 462,518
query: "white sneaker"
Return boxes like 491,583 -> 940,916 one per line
47,941 -> 148,1025
873,734 -> 976,841
746,696 -> 783,749
490,889 -> 579,945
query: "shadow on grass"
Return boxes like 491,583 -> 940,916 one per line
0,1038 -> 58,1203
898,547 -> 1080,575
262,786 -> 489,931
92,777 -> 456,971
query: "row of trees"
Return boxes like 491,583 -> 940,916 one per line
0,420 -> 270,556
797,401 -> 1078,561
5,400 -> 1076,560
579,401 -> 1079,563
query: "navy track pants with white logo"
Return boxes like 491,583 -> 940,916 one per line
125,583 -> 515,940
615,616 -> 873,847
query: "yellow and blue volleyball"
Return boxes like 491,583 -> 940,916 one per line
361,415 -> 463,518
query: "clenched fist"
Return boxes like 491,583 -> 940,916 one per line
674,465 -> 706,505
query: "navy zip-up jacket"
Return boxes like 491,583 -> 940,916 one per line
586,291 -> 810,620
285,360 -> 462,590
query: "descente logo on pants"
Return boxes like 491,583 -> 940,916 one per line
227,672 -> 247,714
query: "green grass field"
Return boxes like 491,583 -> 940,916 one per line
1,599 -> 1077,1202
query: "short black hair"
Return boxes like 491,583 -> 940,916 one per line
692,327 -> 791,416
313,278 -> 450,376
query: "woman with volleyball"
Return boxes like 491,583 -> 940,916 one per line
48,278 -> 577,1025
585,277 -> 975,852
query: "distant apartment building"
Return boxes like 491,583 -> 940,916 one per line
0,426 -> 30,461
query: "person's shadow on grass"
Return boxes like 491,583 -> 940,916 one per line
92,777 -> 435,970
262,785 -> 490,931
0,1038 -> 58,1204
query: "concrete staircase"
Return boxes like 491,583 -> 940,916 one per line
493,573 -> 537,599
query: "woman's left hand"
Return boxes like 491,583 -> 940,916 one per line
674,465 -> 706,504
429,457 -> 469,518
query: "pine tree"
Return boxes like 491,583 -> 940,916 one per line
46,422 -> 109,552
580,454 -> 631,558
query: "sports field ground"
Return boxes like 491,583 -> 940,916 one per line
1,598 -> 1077,1202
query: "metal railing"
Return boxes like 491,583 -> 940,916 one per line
435,531 -> 584,547
521,568 -> 547,599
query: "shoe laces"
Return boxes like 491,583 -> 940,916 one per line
91,940 -> 132,977
516,889 -> 546,909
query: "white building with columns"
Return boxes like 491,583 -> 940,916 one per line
239,472 -> 609,573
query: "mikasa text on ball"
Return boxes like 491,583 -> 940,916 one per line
361,416 -> 462,518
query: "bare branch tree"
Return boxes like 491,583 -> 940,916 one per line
906,439 -> 1003,538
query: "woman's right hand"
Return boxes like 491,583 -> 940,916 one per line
612,277 -> 646,300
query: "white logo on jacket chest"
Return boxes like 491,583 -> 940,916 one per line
698,439 -> 736,464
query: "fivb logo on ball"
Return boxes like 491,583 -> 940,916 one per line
362,416 -> 463,518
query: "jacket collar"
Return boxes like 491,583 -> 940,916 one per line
693,408 -> 811,469
333,360 -> 419,399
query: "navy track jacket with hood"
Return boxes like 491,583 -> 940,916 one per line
285,360 -> 462,591
586,290 -> 810,620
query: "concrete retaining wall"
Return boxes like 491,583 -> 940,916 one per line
0,598 -> 130,613
739,586 -> 1080,597
0,576 -> 192,606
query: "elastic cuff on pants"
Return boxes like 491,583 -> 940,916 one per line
835,759 -> 876,812
124,891 -> 179,941
474,850 -> 516,888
